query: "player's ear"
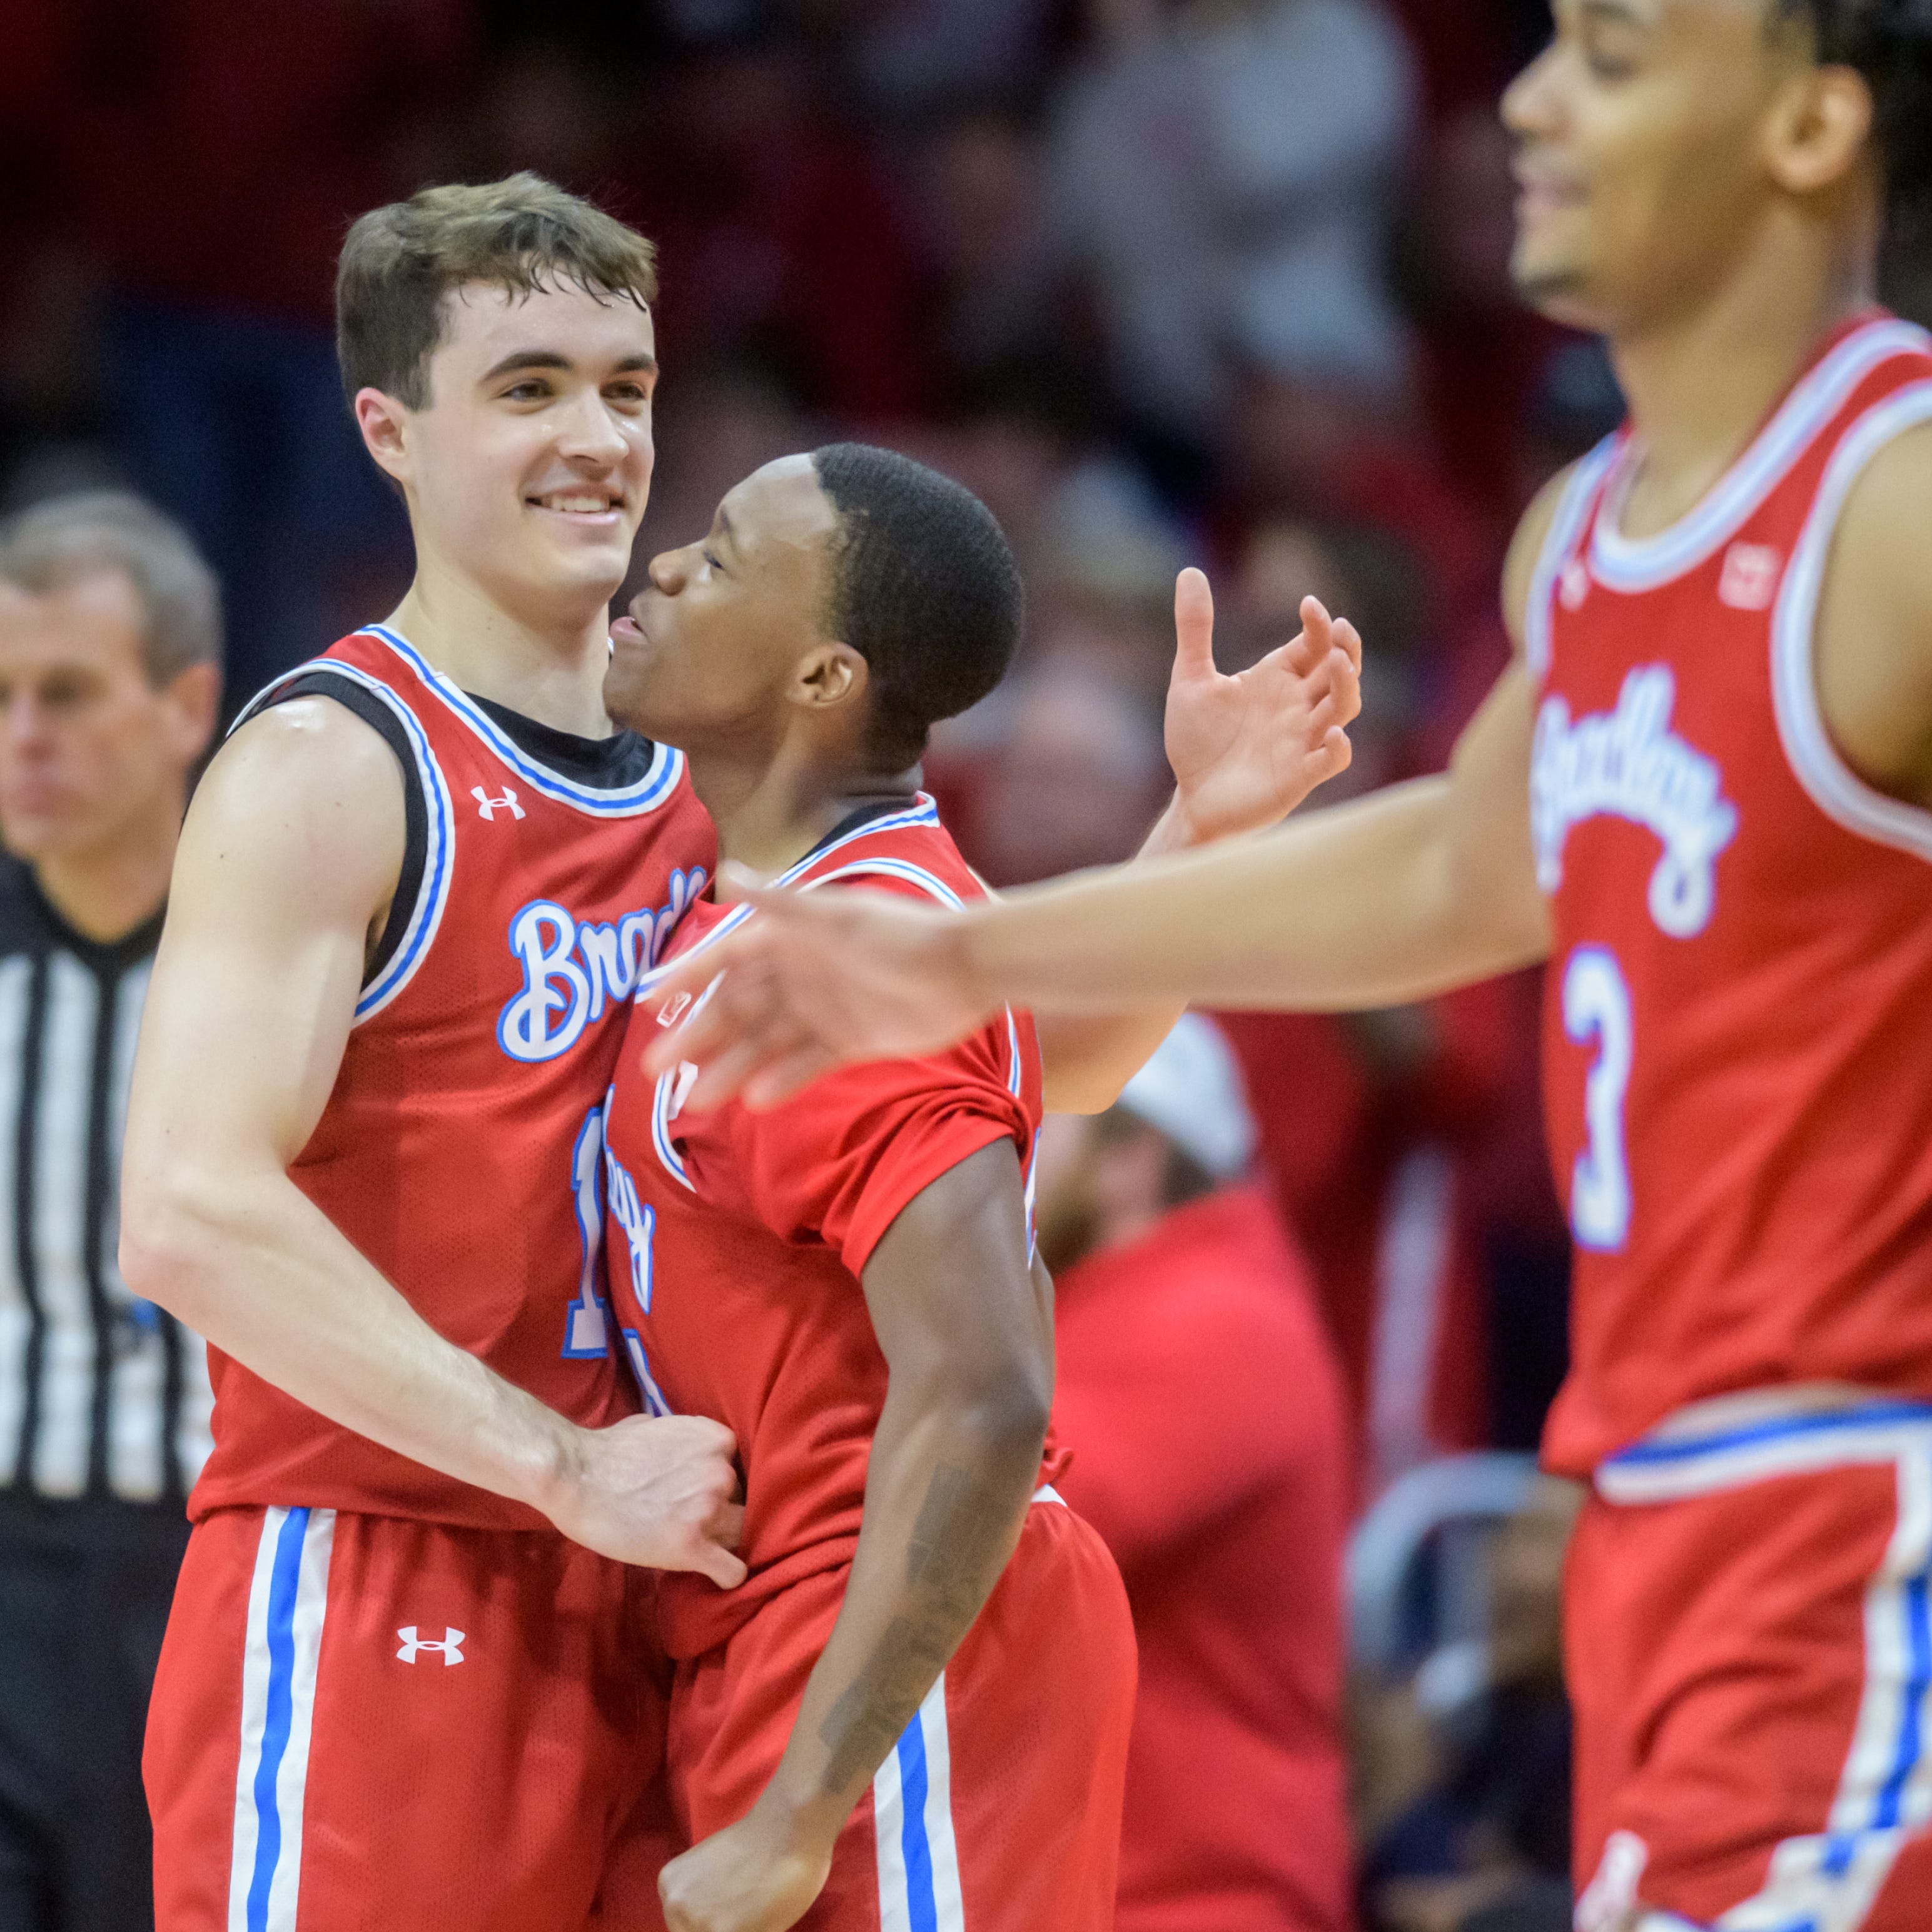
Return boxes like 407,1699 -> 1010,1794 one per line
794,641 -> 867,714
354,388 -> 415,488
1763,59 -> 1875,198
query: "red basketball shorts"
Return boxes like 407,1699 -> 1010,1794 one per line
666,1492 -> 1138,1932
144,1505 -> 677,1932
1567,1400 -> 1932,1931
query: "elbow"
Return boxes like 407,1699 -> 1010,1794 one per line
1041,1065 -> 1131,1116
958,1357 -> 1055,1471
119,1170 -> 228,1327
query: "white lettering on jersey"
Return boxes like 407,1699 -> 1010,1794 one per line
1530,665 -> 1737,938
498,866 -> 710,1062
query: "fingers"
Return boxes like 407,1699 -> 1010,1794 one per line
741,1043 -> 842,1111
695,1540 -> 749,1590
1171,566 -> 1216,683
1330,612 -> 1363,675
713,1499 -> 746,1548
684,1024 -> 803,1113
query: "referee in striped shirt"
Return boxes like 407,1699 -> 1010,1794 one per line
0,493 -> 220,1931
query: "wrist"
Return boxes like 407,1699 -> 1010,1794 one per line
1139,792 -> 1199,856
522,1412 -> 587,1524
749,1776 -> 846,1858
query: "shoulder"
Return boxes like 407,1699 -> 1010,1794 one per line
1500,458 -> 1588,657
1811,417 -> 1932,799
182,699 -> 407,913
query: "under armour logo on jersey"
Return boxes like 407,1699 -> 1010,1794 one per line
395,1626 -> 465,1665
1559,557 -> 1591,610
1718,541 -> 1783,611
472,785 -> 526,821
1530,664 -> 1737,939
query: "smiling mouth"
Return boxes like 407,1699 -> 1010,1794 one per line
527,490 -> 625,520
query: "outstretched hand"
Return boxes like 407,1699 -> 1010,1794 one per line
1161,567 -> 1361,846
639,882 -> 993,1111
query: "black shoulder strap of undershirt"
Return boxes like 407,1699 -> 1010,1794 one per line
258,671 -> 428,990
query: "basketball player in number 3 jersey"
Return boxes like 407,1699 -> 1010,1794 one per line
637,11 -> 1932,1927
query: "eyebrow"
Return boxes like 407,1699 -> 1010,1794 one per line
478,350 -> 659,385
1576,0 -> 1651,27
716,507 -> 740,557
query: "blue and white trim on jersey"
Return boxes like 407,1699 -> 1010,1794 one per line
227,1506 -> 334,1932
360,625 -> 685,819
1597,1399 -> 1932,1930
1587,318 -> 1932,595
1524,435 -> 1621,682
874,1674 -> 966,1932
1770,380 -> 1932,869
231,660 -> 459,1024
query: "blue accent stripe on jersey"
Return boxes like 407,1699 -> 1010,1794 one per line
338,668 -> 456,1021
805,858 -> 966,909
1877,1570 -> 1932,1833
228,655 -> 457,1022
1602,1402 -> 1932,1470
245,1507 -> 311,1932
362,625 -> 684,817
627,804 -> 956,1013
895,1713 -> 941,1932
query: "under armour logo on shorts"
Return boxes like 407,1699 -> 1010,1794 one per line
472,786 -> 526,821
395,1626 -> 465,1666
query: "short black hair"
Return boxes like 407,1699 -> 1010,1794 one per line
810,443 -> 1024,769
1781,1 -> 1932,220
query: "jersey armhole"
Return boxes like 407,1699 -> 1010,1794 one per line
1523,435 -> 1621,681
243,670 -> 433,994
1770,380 -> 1932,865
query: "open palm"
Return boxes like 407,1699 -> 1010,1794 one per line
1163,567 -> 1362,845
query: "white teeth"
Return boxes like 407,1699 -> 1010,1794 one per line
537,495 -> 615,514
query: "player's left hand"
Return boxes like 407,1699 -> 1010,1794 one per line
1161,567 -> 1361,847
659,1810 -> 834,1932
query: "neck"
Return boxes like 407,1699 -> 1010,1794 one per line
686,734 -> 917,882
388,555 -> 617,739
1606,206 -> 1879,530
33,801 -> 183,944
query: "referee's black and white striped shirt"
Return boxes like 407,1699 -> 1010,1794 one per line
0,856 -> 210,1504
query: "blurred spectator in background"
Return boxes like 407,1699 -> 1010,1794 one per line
0,493 -> 221,1931
1047,0 -> 1417,493
1358,1478 -> 1580,1932
1044,1016 -> 1357,1932
958,657 -> 1168,885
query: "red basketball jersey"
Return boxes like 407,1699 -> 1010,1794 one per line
600,798 -> 1056,1661
1529,315 -> 1932,1477
190,624 -> 715,1528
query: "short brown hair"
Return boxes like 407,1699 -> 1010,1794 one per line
336,173 -> 659,410
0,492 -> 223,685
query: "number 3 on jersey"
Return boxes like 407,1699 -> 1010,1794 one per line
1563,946 -> 1632,1252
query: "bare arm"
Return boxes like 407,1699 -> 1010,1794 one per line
1811,419 -> 1932,807
121,700 -> 744,1581
646,477 -> 1568,1108
1039,575 -> 1362,1111
658,1140 -> 1049,1932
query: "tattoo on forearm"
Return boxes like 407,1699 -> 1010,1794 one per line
817,1460 -> 1023,1794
